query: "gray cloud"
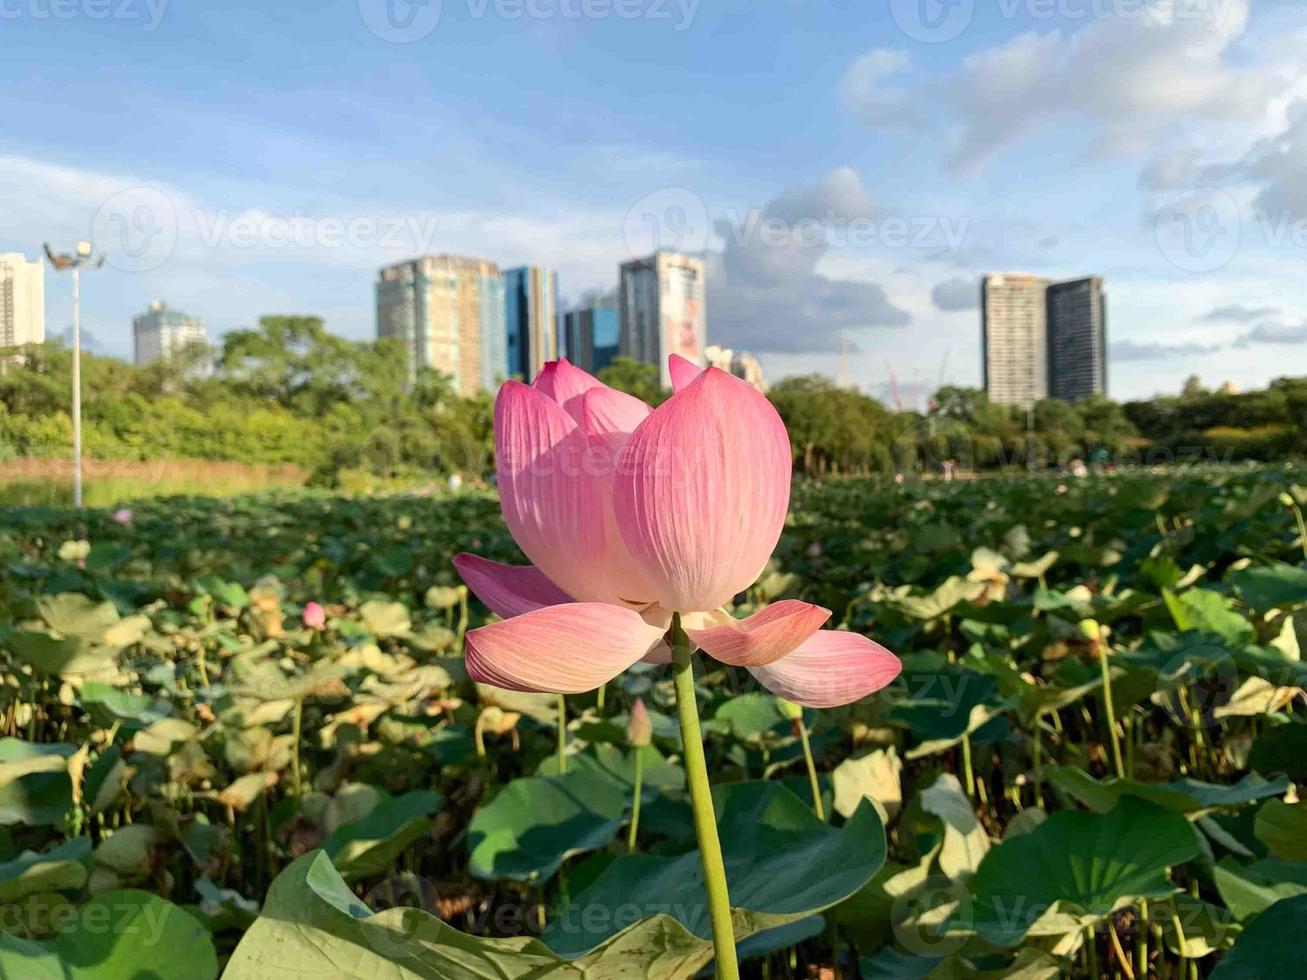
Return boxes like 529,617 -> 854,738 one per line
931,277 -> 978,311
1112,339 -> 1220,362
1201,304 -> 1281,323
706,168 -> 910,354
1233,321 -> 1307,348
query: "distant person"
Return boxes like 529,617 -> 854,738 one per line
942,459 -> 956,482
448,472 -> 463,492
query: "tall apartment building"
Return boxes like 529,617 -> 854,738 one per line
133,301 -> 207,366
560,294 -> 619,375
504,266 -> 558,380
376,255 -> 505,396
618,251 -> 706,387
1047,277 -> 1107,403
982,274 -> 1050,408
0,252 -> 45,348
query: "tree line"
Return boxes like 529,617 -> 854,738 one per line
2,316 -> 1304,485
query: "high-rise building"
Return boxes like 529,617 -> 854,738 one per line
705,344 -> 767,392
504,266 -> 558,380
0,252 -> 45,348
376,255 -> 505,396
133,301 -> 208,366
982,274 -> 1050,408
1047,277 -> 1107,403
618,251 -> 706,386
561,294 -> 619,375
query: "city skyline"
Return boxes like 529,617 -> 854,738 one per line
4,2 -> 1305,402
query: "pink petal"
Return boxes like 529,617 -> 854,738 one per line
749,631 -> 902,708
453,554 -> 572,619
583,387 -> 651,442
532,358 -> 604,422
687,600 -> 831,668
465,602 -> 665,694
669,354 -> 705,392
613,368 -> 792,612
494,381 -> 611,603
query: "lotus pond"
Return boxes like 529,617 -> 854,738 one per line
1,465 -> 1305,977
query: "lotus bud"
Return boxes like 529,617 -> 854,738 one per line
627,698 -> 653,747
303,601 -> 326,631
777,698 -> 803,721
112,508 -> 133,524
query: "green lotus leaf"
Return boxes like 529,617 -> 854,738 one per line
1211,894 -> 1307,979
468,769 -> 625,883
542,780 -> 886,957
0,889 -> 217,979
1213,856 -> 1307,920
949,796 -> 1201,946
322,789 -> 442,882
1253,799 -> 1307,861
224,850 -> 714,978
0,740 -> 74,827
1046,767 -> 1289,814
1225,562 -> 1307,613
0,837 -> 91,903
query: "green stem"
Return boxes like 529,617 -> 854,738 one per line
1135,903 -> 1149,979
670,615 -> 739,980
1097,641 -> 1125,779
797,714 -> 825,821
1033,718 -> 1045,808
290,699 -> 304,800
556,695 -> 568,774
1085,924 -> 1099,979
960,733 -> 975,799
627,748 -> 643,852
596,682 -> 606,714
1290,499 -> 1307,561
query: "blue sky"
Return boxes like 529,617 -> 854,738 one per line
3,0 -> 1306,402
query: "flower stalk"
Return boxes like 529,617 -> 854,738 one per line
669,614 -> 739,980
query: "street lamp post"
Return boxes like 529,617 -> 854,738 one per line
43,241 -> 104,509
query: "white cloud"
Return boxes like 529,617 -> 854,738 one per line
1200,303 -> 1281,323
1233,321 -> 1307,347
838,48 -> 920,128
1112,338 -> 1221,362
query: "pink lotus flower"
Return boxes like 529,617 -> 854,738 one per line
454,357 -> 901,708
112,508 -> 133,524
302,601 -> 326,631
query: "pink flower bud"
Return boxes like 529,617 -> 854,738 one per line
302,601 -> 326,630
112,508 -> 133,524
627,698 -> 653,748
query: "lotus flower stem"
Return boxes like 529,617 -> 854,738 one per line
290,699 -> 303,800
960,733 -> 975,799
1032,718 -> 1045,808
1135,903 -> 1149,979
627,748 -> 643,852
1107,914 -> 1135,980
1096,637 -> 1125,779
797,715 -> 825,821
596,682 -> 606,713
1084,924 -> 1099,978
670,614 -> 739,980
556,695 -> 568,774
